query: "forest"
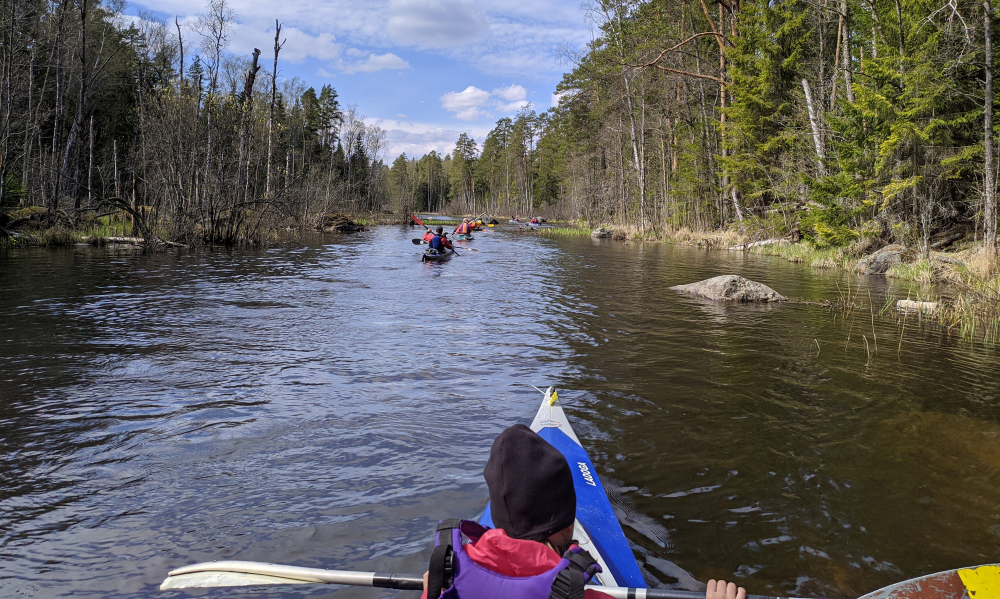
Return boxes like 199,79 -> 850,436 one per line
413,0 -> 1000,258
0,0 -> 389,246
2,0 -> 999,257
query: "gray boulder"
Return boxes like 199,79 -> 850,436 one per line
670,275 -> 786,302
856,244 -> 907,274
591,227 -> 612,239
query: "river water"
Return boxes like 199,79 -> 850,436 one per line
1,227 -> 998,598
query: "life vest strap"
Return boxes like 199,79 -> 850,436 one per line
427,520 -> 460,598
549,547 -> 599,599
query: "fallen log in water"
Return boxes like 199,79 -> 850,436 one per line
83,236 -> 187,248
730,238 -> 784,251
897,299 -> 938,314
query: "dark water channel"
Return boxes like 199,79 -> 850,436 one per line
2,228 -> 998,598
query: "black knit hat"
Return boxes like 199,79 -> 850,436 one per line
484,424 -> 576,541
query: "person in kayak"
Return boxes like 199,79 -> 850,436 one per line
428,226 -> 453,252
421,423 -> 610,599
455,219 -> 472,236
421,424 -> 749,599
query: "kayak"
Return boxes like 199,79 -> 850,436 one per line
480,388 -> 646,590
857,565 -> 1000,599
453,234 -> 474,241
421,248 -> 454,262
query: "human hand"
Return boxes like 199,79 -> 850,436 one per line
706,579 -> 746,599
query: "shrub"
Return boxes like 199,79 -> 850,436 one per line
800,204 -> 859,248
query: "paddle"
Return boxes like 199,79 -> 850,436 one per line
159,560 -> 806,599
411,215 -> 459,256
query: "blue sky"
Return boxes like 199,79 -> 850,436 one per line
126,0 -> 594,160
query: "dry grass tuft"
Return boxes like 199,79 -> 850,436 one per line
811,257 -> 838,269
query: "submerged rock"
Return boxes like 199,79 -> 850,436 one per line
670,275 -> 786,302
856,244 -> 908,274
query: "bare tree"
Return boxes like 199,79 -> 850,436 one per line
197,0 -> 236,96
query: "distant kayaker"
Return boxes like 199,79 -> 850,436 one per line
455,218 -> 472,236
530,216 -> 540,224
421,424 -> 749,599
428,226 -> 453,252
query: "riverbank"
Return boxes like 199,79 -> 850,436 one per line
0,207 -> 385,249
531,221 -> 999,344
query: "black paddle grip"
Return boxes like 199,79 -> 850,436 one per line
372,572 -> 424,590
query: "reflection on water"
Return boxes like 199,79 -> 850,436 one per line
1,229 -> 998,598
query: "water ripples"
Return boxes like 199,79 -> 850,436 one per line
1,229 -> 998,597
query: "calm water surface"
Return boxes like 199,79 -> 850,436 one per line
1,228 -> 998,598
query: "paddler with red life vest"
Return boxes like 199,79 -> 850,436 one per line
421,424 -> 748,599
455,218 -> 472,236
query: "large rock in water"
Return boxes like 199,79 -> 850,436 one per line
670,275 -> 786,302
856,244 -> 907,274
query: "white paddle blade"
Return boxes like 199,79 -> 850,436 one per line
160,571 -> 310,589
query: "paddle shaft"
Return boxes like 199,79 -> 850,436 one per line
596,589 -> 795,599
162,561 -> 803,599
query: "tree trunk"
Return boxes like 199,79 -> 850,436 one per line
985,0 -> 996,252
266,21 -> 283,196
802,79 -> 827,175
175,17 -> 184,85
236,48 -> 261,200
841,0 -> 854,103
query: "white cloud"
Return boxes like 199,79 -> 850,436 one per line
397,113 -> 408,119
375,118 -> 491,158
227,22 -> 343,64
496,100 -> 529,113
341,52 -> 410,74
387,0 -> 488,48
128,0 -> 588,77
440,86 -> 490,112
440,84 -> 534,121
493,84 -> 526,102
454,107 -> 488,121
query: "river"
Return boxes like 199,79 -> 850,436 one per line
1,227 -> 998,598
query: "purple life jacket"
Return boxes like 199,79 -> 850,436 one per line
426,519 -> 603,599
